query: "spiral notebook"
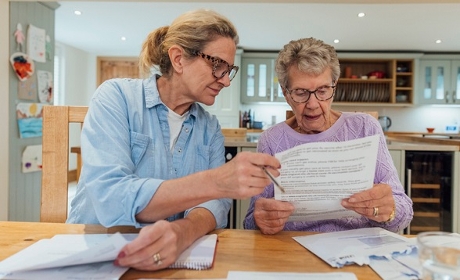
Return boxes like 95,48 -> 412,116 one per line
169,234 -> 218,270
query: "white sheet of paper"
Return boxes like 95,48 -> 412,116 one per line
227,271 -> 358,280
0,261 -> 128,280
274,135 -> 379,222
293,227 -> 414,268
369,237 -> 421,280
0,233 -> 136,279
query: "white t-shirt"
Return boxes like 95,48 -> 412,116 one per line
167,108 -> 189,150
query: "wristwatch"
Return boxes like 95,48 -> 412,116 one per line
385,206 -> 396,223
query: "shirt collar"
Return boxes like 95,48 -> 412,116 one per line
144,74 -> 199,118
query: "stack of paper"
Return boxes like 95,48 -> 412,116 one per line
293,227 -> 415,268
0,233 -> 136,279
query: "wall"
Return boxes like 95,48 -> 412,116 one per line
0,0 -> 10,220
57,41 -> 97,169
7,2 -> 58,221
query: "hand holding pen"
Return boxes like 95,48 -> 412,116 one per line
262,166 -> 285,193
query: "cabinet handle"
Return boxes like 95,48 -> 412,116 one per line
445,91 -> 449,103
453,90 -> 457,103
406,168 -> 411,235
266,88 -> 271,101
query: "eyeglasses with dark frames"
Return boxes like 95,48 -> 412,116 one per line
195,51 -> 239,81
284,85 -> 336,103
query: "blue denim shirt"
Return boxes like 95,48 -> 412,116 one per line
67,76 -> 231,228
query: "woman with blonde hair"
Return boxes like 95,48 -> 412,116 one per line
68,9 -> 280,271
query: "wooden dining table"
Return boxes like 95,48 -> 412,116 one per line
0,221 -> 382,279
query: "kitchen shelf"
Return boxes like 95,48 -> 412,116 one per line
338,58 -> 414,106
413,212 -> 439,217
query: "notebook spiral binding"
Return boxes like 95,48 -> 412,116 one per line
169,259 -> 212,270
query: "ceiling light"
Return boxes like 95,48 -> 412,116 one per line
121,37 -> 126,41
436,39 -> 442,44
74,10 -> 82,16
358,12 -> 365,18
334,39 -> 340,44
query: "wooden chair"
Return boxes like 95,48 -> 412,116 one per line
41,105 -> 88,223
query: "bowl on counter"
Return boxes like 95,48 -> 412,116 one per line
426,127 -> 435,133
252,121 -> 264,129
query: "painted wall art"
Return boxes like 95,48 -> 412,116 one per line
37,70 -> 53,103
22,145 -> 42,173
18,74 -> 37,101
10,52 -> 35,81
16,102 -> 44,138
27,24 -> 46,63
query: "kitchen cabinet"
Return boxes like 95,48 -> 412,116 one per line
241,52 -> 419,106
389,149 -> 405,184
335,58 -> 414,106
240,53 -> 284,104
419,58 -> 460,105
202,50 -> 242,128
224,145 -> 256,229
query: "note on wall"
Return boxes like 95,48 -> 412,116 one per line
27,24 -> 46,63
22,145 -> 42,173
37,70 -> 53,104
18,74 -> 37,101
16,102 -> 44,138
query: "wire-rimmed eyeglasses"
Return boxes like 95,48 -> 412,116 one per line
284,85 -> 336,103
195,51 -> 239,81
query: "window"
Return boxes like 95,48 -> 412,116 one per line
53,43 -> 65,105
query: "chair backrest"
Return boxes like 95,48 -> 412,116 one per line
41,105 -> 88,223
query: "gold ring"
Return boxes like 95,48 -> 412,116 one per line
153,253 -> 161,263
373,207 -> 379,217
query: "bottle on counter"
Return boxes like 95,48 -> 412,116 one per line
242,111 -> 248,128
247,109 -> 252,129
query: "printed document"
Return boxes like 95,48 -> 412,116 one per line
274,135 -> 379,222
293,227 -> 414,268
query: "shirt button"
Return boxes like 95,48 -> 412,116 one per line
178,148 -> 182,153
185,128 -> 189,133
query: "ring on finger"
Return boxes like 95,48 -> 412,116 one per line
153,253 -> 161,263
373,207 -> 379,217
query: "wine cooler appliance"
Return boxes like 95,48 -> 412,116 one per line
405,151 -> 453,234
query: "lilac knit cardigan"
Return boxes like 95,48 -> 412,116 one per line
243,112 -> 413,233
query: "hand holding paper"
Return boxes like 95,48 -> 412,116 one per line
274,135 -> 379,222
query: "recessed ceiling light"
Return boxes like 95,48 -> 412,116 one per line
121,37 -> 126,41
334,39 -> 340,44
436,39 -> 442,44
358,12 -> 365,18
74,10 -> 82,16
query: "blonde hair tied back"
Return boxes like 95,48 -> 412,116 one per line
139,9 -> 239,78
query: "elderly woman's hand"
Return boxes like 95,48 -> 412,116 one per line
341,183 -> 395,223
253,198 -> 295,235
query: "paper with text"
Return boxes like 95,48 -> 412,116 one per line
293,227 -> 414,268
274,135 -> 379,222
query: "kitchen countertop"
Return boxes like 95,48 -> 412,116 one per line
224,133 -> 460,151
385,132 -> 460,151
224,136 -> 257,148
